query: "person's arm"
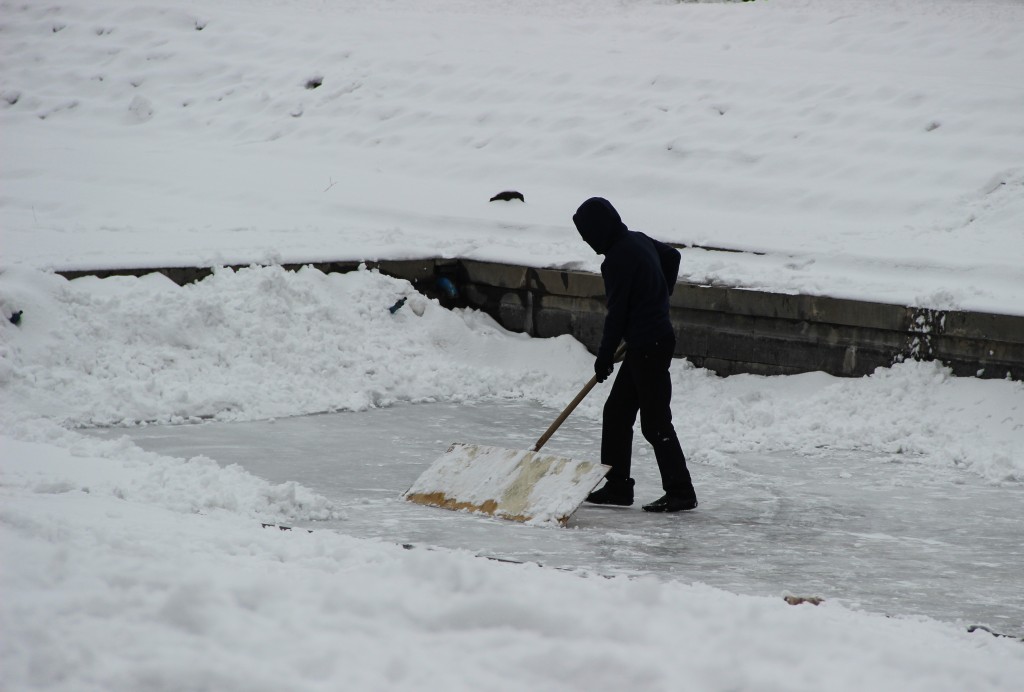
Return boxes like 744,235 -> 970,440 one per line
596,256 -> 632,378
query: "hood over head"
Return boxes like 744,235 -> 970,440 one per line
573,197 -> 627,254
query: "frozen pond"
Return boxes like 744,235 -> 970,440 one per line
90,400 -> 1024,637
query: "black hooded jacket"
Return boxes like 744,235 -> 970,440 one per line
573,197 -> 680,366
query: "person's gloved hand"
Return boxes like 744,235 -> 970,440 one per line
595,355 -> 614,383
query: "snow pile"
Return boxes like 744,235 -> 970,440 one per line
2,432 -> 341,525
2,0 -> 1023,313
4,266 -> 1022,482
0,265 -> 589,426
674,360 -> 1024,483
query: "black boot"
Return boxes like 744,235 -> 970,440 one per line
642,491 -> 697,513
586,478 -> 635,506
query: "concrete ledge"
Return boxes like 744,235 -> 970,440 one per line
56,258 -> 454,286
457,260 -> 1024,381
55,258 -> 1024,381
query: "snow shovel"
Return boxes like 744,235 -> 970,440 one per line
404,345 -> 625,526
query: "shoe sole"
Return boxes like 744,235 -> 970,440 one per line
642,502 -> 698,513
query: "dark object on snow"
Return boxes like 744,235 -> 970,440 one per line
642,492 -> 698,513
261,523 -> 313,534
489,190 -> 525,202
784,595 -> 825,606
9,310 -> 22,325
388,297 -> 407,314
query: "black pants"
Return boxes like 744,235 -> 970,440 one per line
601,338 -> 693,496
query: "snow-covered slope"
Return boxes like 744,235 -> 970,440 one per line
2,0 -> 1023,312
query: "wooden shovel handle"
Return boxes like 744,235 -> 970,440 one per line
532,343 -> 626,453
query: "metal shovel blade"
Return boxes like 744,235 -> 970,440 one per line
404,443 -> 610,526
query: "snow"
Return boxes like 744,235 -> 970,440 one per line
4,265 -> 1024,690
5,265 -> 1021,483
91,400 -> 1024,635
404,442 -> 609,525
2,0 -> 1024,690
6,447 -> 1022,692
2,0 -> 1024,312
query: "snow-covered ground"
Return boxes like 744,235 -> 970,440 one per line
4,264 -> 1024,690
7,435 -> 1023,692
2,0 -> 1024,311
3,0 -> 1024,690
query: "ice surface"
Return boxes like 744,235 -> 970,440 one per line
92,400 -> 1024,638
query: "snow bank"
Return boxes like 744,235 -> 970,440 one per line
4,264 -> 1019,481
676,360 -> 1024,483
1,430 -> 341,526
5,266 -> 1021,482
0,265 -> 590,426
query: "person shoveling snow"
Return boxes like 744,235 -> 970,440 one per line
573,197 -> 698,513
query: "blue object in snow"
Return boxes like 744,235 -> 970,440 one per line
388,297 -> 407,314
437,277 -> 458,299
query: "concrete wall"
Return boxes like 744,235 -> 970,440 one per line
57,259 -> 1024,380
456,259 -> 1024,381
